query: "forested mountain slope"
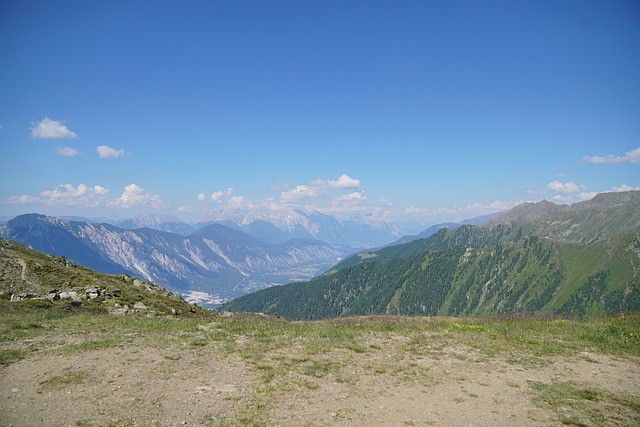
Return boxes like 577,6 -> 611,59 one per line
221,191 -> 640,319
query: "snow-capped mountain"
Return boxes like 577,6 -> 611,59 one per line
1,214 -> 341,305
199,209 -> 401,250
117,213 -> 195,235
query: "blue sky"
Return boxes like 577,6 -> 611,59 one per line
1,0 -> 639,225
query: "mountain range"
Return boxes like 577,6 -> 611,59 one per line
0,214 -> 341,306
378,212 -> 500,247
199,209 -> 402,250
221,190 -> 640,318
0,208 -> 499,308
117,213 -> 196,236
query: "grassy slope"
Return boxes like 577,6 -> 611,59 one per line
334,191 -> 640,273
0,238 -> 207,316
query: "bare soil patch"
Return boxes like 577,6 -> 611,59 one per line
0,334 -> 640,426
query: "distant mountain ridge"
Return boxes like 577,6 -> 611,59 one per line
221,190 -> 640,318
117,213 -> 196,236
332,191 -> 640,271
0,214 -> 341,305
380,212 -> 501,247
199,209 -> 401,250
486,191 -> 640,243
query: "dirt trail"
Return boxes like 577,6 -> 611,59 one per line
16,257 -> 27,282
1,335 -> 638,427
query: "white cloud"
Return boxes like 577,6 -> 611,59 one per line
311,174 -> 361,189
582,146 -> 640,164
54,146 -> 79,157
403,199 -> 523,221
576,192 -> 598,201
546,180 -> 584,195
314,191 -> 369,215
546,182 -> 638,204
581,154 -> 623,164
40,184 -> 110,206
109,184 -> 165,209
229,195 -> 245,207
197,193 -> 206,202
8,183 -> 111,207
30,117 -> 78,139
610,184 -> 640,192
280,184 -> 323,202
96,145 -> 127,158
403,206 -> 430,216
211,187 -> 234,202
625,147 -> 640,163
7,194 -> 39,205
6,183 -> 169,211
280,174 -> 362,203
334,191 -> 367,203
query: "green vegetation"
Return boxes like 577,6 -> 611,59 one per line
0,238 -> 208,317
39,369 -> 89,389
0,348 -> 26,366
223,234 -> 640,320
529,380 -> 640,426
249,192 -> 638,321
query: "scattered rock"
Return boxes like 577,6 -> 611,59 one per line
10,293 -> 36,302
59,291 -> 81,301
133,302 -> 148,310
85,286 -> 100,300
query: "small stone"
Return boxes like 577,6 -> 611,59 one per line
59,291 -> 81,301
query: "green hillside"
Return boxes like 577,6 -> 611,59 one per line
330,223 -> 525,271
0,238 -> 207,316
221,191 -> 640,319
222,234 -> 640,319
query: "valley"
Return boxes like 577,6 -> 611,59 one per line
0,214 -> 349,306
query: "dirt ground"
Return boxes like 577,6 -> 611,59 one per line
1,331 -> 639,427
